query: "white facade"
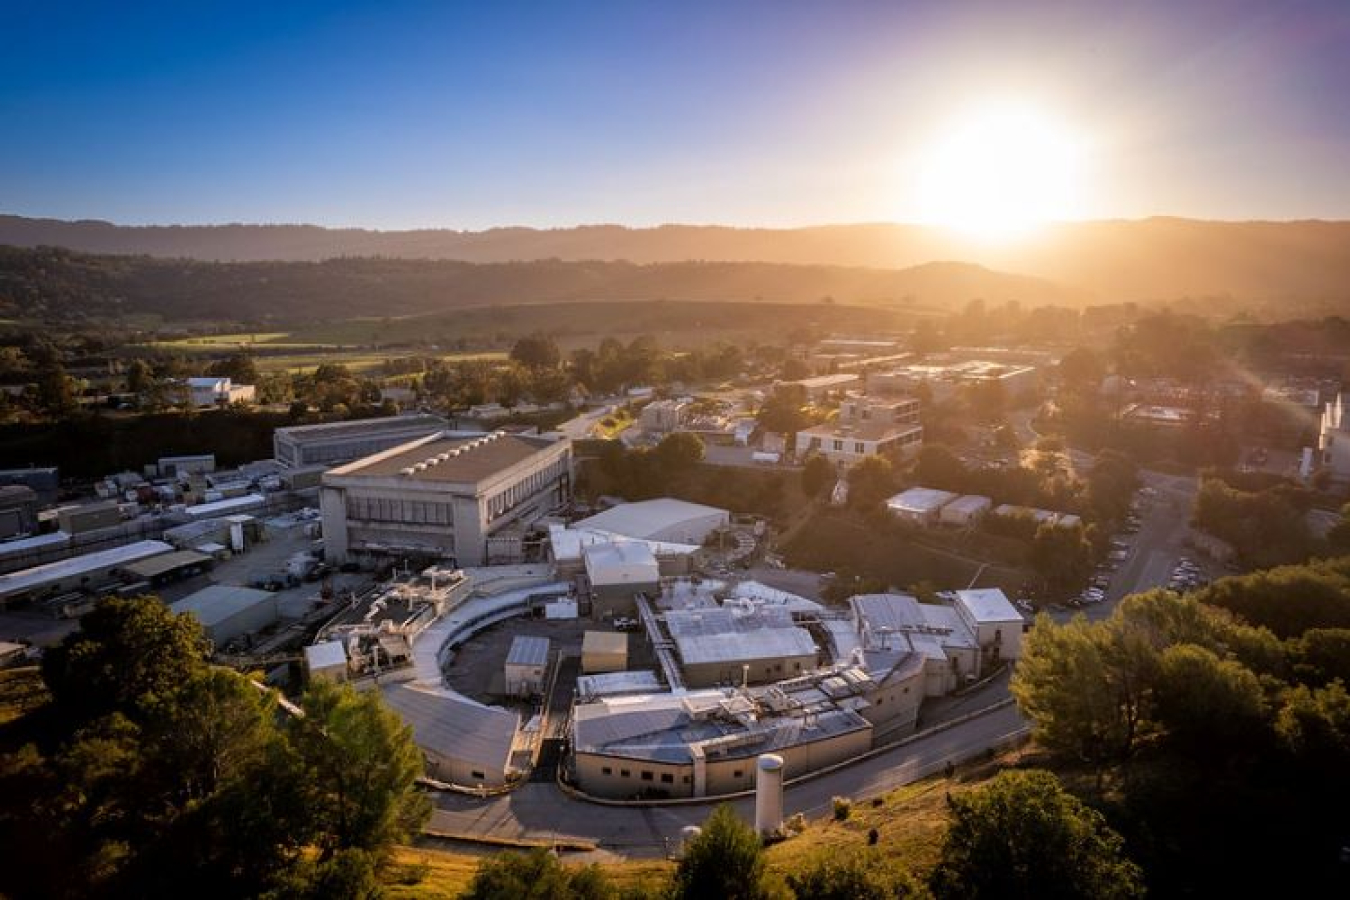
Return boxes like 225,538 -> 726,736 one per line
185,377 -> 254,407
573,498 -> 729,545
886,487 -> 958,526
954,588 -> 1023,663
584,541 -> 660,589
640,399 -> 690,433
321,430 -> 572,568
504,635 -> 549,696
940,494 -> 993,527
795,395 -> 923,467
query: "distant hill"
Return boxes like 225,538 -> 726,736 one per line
2,214 -> 1348,303
0,246 -> 1084,325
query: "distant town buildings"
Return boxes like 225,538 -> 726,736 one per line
183,376 -> 256,407
795,395 -> 923,466
1319,392 -> 1350,481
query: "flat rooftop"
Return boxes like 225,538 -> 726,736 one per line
505,635 -> 550,668
887,487 -> 959,513
331,431 -> 561,484
276,413 -> 446,439
956,588 -> 1021,623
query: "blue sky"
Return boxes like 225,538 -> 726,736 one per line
2,0 -> 1348,228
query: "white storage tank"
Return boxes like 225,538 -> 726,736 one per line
754,753 -> 785,836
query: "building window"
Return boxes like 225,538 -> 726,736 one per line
471,770 -> 485,780
621,769 -> 631,778
833,439 -> 843,451
683,775 -> 692,783
641,771 -> 654,781
855,441 -> 865,454
660,773 -> 674,784
733,770 -> 743,779
602,767 -> 612,776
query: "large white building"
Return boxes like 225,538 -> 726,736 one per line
184,377 -> 256,407
795,395 -> 923,466
274,414 -> 447,469
320,430 -> 572,568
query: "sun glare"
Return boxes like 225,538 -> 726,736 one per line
915,102 -> 1086,239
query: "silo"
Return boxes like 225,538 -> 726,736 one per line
754,753 -> 785,836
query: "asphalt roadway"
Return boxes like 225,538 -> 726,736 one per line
430,701 -> 1029,857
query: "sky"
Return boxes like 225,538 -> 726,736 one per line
2,0 -> 1348,229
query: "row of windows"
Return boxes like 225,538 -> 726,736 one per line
600,766 -> 680,784
485,457 -> 569,523
346,495 -> 455,526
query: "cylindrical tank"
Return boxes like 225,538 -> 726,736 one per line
754,753 -> 785,836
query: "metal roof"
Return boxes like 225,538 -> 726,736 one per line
275,413 -> 446,439
330,430 -> 564,485
955,588 -> 1021,623
665,605 -> 817,667
171,584 -> 275,626
505,635 -> 550,668
886,487 -> 959,514
582,630 -> 628,656
0,540 -> 173,597
122,549 -> 211,579
573,498 -> 728,542
382,684 -> 519,778
304,640 -> 347,671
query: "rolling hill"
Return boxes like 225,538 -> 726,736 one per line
3,214 -> 1348,304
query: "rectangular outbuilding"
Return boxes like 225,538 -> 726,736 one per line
939,494 -> 993,527
582,630 -> 628,674
504,635 -> 550,696
304,640 -> 349,683
171,584 -> 279,646
885,487 -> 958,527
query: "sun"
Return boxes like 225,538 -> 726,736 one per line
914,102 -> 1086,239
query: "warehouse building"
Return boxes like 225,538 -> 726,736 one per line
571,676 -> 874,799
57,501 -> 125,535
320,430 -> 573,568
0,486 -> 39,540
953,588 -> 1024,666
584,541 -> 660,619
848,592 -> 990,696
572,498 -> 729,546
885,487 -> 959,526
382,684 -> 520,788
939,494 -> 993,528
122,548 -> 212,587
0,540 -> 174,609
0,467 -> 60,505
171,584 -> 279,645
304,640 -> 349,683
503,635 -> 550,697
273,414 -> 447,468
665,604 -> 819,688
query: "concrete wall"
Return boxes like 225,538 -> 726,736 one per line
504,662 -> 547,696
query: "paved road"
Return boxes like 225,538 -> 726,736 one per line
429,701 -> 1028,856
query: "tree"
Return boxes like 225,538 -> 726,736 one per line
914,445 -> 967,493
929,770 -> 1144,900
42,595 -> 209,727
757,384 -> 810,436
655,431 -> 705,472
287,681 -> 430,859
672,805 -> 774,900
126,358 -> 153,394
510,333 -> 562,371
800,453 -> 835,498
1030,522 -> 1094,596
461,847 -> 615,900
1152,643 -> 1267,753
209,353 -> 260,385
1058,347 -> 1106,396
847,456 -> 896,512
787,850 -> 926,900
36,357 -> 79,417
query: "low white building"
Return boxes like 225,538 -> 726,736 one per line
886,487 -> 958,526
573,498 -> 728,546
940,494 -> 993,527
184,377 -> 255,407
172,584 -> 278,645
954,588 -> 1023,665
585,541 -> 661,619
304,640 -> 349,683
640,399 -> 690,433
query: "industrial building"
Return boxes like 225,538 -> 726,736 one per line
0,486 -> 39,540
990,504 -> 1082,530
779,373 -> 861,399
795,396 -> 923,466
885,487 -> 959,526
953,588 -> 1024,666
122,548 -> 212,586
584,541 -> 660,619
640,399 -> 690,433
0,540 -> 174,609
0,467 -> 60,505
382,685 -> 520,788
581,630 -> 628,674
664,604 -> 819,688
171,584 -> 279,645
572,498 -> 729,546
57,501 -> 125,535
867,359 -> 1038,404
320,430 -> 573,568
273,413 -> 447,468
503,635 -> 550,696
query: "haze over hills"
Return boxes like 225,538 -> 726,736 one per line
3,214 -> 1349,304
0,246 -> 1084,324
